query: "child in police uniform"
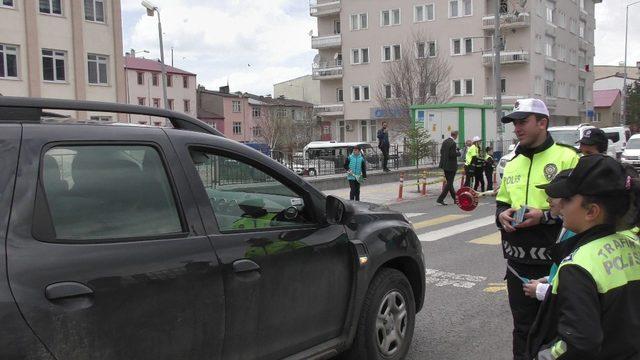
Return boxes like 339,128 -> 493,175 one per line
527,155 -> 640,360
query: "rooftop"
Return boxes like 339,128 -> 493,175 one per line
593,89 -> 621,108
124,56 -> 196,76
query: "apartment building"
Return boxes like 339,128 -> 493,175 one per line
124,52 -> 196,125
310,0 -> 602,145
273,75 -> 322,104
0,0 -> 125,119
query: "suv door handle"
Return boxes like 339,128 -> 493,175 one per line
45,282 -> 94,300
232,259 -> 261,274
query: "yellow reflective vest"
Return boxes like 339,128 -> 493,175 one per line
465,144 -> 478,166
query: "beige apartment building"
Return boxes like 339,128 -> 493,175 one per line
311,0 -> 601,145
0,0 -> 126,119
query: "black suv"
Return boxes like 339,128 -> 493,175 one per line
0,97 -> 425,360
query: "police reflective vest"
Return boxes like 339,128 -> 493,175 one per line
496,136 -> 579,263
528,225 -> 640,360
465,144 -> 478,166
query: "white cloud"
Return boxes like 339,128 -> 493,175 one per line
594,1 -> 640,66
122,0 -> 316,95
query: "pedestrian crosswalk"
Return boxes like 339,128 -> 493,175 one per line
405,212 -> 499,244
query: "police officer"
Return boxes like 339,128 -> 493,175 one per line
496,98 -> 580,360
464,136 -> 480,187
528,154 -> 640,360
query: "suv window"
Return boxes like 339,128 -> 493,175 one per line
41,145 -> 183,241
189,149 -> 314,232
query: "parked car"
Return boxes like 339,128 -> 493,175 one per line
293,141 -> 378,176
548,124 -> 617,157
621,134 -> 640,171
0,97 -> 424,360
497,143 -> 518,182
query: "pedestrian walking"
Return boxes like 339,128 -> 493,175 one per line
464,137 -> 480,187
377,122 -> 391,172
437,130 -> 461,205
528,154 -> 640,360
473,146 -> 485,192
344,145 -> 367,201
495,98 -> 580,360
484,146 -> 495,191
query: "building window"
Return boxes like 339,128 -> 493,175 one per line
535,34 -> 542,54
166,74 -> 173,87
1,0 -> 14,8
570,18 -> 577,34
334,20 -> 341,34
557,10 -> 566,28
382,45 -> 401,61
452,38 -> 472,56
545,69 -> 555,97
183,100 -> 190,113
545,35 -> 554,58
84,0 -> 104,22
152,73 -> 158,86
501,78 -> 506,94
384,84 -> 392,99
381,9 -> 400,26
350,13 -> 368,30
153,98 -> 160,108
0,44 -> 18,79
351,48 -> 369,64
252,106 -> 261,117
352,85 -> 370,102
415,4 -> 435,22
87,54 -> 108,85
183,75 -> 188,88
167,99 -> 174,110
545,0 -> 554,24
252,126 -> 262,138
464,79 -> 474,95
136,71 -> 144,85
452,80 -> 462,96
416,41 -> 436,58
40,0 -> 62,15
534,76 -> 543,95
336,88 -> 343,102
578,79 -> 585,102
42,49 -> 66,82
233,122 -> 242,135
578,49 -> 587,69
579,20 -> 586,38
449,0 -> 471,18
232,100 -> 241,113
137,97 -> 145,106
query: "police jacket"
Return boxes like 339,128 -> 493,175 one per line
465,144 -> 478,166
528,225 -> 640,360
496,135 -> 579,264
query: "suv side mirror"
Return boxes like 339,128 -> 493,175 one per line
326,195 -> 354,225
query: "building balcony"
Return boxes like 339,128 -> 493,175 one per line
314,104 -> 344,116
482,12 -> 530,30
482,50 -> 530,67
545,23 -> 557,37
545,97 -> 557,108
312,60 -> 343,80
483,95 -> 526,105
309,0 -> 340,17
544,57 -> 557,70
311,34 -> 342,49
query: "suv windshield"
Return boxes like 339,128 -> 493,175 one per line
549,130 -> 579,146
626,138 -> 640,150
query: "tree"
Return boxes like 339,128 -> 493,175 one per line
403,125 -> 437,176
626,80 -> 640,131
376,32 -> 452,132
253,105 -> 284,151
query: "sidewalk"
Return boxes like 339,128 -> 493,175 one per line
323,173 -> 467,205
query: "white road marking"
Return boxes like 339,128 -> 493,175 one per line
425,268 -> 487,289
404,212 -> 427,218
418,216 -> 496,242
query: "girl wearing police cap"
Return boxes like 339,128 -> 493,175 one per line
528,154 -> 640,360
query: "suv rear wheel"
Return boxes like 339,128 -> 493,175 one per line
345,268 -> 416,360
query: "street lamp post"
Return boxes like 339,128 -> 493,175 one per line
623,0 -> 640,126
142,1 -> 168,110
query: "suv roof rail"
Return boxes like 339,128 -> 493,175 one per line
0,96 -> 223,136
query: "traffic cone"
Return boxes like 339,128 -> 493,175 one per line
397,172 -> 404,201
421,171 -> 427,196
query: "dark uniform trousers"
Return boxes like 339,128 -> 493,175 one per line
506,261 -> 551,360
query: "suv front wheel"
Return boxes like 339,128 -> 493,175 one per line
345,268 -> 416,360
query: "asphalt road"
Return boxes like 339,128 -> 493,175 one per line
389,195 -> 514,360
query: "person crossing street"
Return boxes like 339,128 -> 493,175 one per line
437,130 -> 460,206
344,145 -> 367,201
464,136 -> 480,187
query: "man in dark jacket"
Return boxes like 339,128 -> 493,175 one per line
437,130 -> 460,205
377,122 -> 391,172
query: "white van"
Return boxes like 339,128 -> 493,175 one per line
601,126 -> 631,159
621,134 -> 640,170
294,141 -> 377,176
548,124 -> 617,157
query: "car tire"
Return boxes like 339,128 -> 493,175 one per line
344,268 -> 416,360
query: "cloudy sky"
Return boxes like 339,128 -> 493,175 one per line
122,0 -> 640,96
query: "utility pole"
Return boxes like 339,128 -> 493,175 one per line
494,0 -> 503,152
